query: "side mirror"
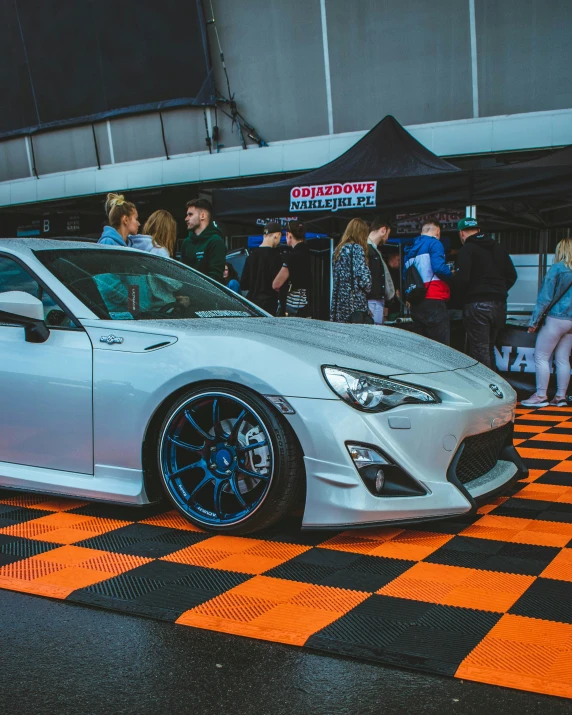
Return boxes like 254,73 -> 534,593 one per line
0,291 -> 50,343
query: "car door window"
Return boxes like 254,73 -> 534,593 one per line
0,255 -> 78,329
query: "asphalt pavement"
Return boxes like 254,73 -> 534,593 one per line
0,589 -> 565,715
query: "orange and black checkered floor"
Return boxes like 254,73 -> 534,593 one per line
1,407 -> 572,699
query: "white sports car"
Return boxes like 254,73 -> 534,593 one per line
0,240 -> 526,534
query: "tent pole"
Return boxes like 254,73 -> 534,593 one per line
329,238 -> 334,316
399,241 -> 405,318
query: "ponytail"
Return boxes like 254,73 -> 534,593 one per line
106,193 -> 137,229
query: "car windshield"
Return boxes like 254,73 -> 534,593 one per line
34,249 -> 261,320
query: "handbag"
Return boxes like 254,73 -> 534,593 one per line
537,280 -> 572,327
347,245 -> 374,324
285,286 -> 308,316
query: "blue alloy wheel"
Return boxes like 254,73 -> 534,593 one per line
160,391 -> 277,528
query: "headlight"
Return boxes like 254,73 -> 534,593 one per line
322,366 -> 438,413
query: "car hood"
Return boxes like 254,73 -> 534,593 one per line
89,317 -> 476,376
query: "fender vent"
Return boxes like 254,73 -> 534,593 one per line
144,341 -> 171,351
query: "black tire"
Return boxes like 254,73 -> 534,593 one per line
157,383 -> 304,535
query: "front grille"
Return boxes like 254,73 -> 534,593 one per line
455,422 -> 512,485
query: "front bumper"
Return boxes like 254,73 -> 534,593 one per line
286,366 -> 523,529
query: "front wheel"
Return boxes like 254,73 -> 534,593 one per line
157,385 -> 303,534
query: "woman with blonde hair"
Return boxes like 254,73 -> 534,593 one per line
131,210 -> 177,258
98,193 -> 139,246
331,218 -> 372,323
522,237 -> 572,407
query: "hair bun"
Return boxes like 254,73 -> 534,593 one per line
106,192 -> 125,212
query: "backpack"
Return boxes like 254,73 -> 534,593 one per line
404,262 -> 427,305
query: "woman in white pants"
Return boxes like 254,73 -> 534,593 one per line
522,239 -> 572,407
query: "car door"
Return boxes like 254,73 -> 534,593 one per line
0,253 -> 93,475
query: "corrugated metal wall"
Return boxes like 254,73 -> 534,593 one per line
0,0 -> 570,183
476,0 -> 572,116
327,0 -> 473,131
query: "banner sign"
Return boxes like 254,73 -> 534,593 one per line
290,182 -> 377,212
255,217 -> 298,227
395,210 -> 463,234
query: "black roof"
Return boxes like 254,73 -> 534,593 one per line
212,115 -> 467,220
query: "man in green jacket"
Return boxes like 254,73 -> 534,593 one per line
181,198 -> 226,282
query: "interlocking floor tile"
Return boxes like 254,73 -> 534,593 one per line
509,577 -> 572,624
0,507 -> 59,529
540,548 -> 572,582
320,529 -> 454,561
514,483 -> 572,503
492,497 -> 572,524
550,461 -> 572,472
0,408 -> 571,698
424,535 -> 559,575
377,561 -> 534,612
308,595 -> 500,676
163,536 -> 311,574
456,614 -> 572,698
177,575 -> 369,645
70,502 -> 161,521
265,548 -> 415,592
460,514 -> 572,547
139,510 -> 205,532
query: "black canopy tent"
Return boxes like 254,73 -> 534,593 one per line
213,115 -> 572,234
213,117 -> 572,395
213,116 -> 572,396
212,116 -> 470,222
473,146 -> 572,230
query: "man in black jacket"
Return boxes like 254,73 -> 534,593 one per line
240,222 -> 283,314
455,217 -> 517,369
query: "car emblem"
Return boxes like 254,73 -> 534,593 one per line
100,334 -> 124,345
222,456 -> 230,466
489,384 -> 503,399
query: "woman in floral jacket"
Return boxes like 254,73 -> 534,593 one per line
331,218 -> 372,323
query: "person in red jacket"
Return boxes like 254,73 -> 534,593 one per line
403,219 -> 453,345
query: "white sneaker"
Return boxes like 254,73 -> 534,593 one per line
549,396 -> 568,407
521,394 -> 549,407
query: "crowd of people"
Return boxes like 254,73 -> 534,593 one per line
329,212 -> 519,377
97,192 -> 572,401
98,194 -> 313,318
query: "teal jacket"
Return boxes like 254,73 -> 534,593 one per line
98,226 -> 132,247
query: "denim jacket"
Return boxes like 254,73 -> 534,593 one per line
530,261 -> 572,327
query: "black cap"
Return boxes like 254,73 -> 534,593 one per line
264,221 -> 283,234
